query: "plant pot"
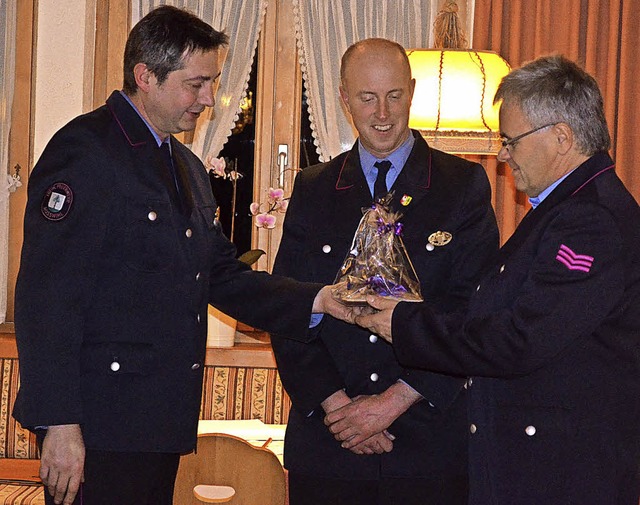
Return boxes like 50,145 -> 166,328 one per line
207,305 -> 237,347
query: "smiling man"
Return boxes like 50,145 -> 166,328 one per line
12,6 -> 347,505
270,38 -> 498,505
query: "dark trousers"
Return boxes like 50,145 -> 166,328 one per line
289,472 -> 468,505
38,439 -> 180,505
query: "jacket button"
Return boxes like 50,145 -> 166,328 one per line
369,373 -> 379,382
369,334 -> 378,343
147,211 -> 157,221
499,264 -> 505,273
195,272 -> 201,281
191,363 -> 201,370
426,243 -> 435,251
469,423 -> 477,434
322,244 -> 331,253
525,425 -> 536,436
476,284 -> 481,291
110,361 -> 120,372
197,314 -> 201,323
185,228 -> 193,238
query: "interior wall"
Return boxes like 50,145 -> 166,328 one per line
33,0 -> 95,162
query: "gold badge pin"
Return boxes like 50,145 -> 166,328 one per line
428,230 -> 453,246
400,194 -> 412,206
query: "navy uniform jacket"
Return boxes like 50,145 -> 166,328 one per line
13,91 -> 320,454
271,131 -> 499,480
393,152 -> 640,504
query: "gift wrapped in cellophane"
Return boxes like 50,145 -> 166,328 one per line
332,196 -> 423,304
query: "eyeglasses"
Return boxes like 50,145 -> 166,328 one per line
500,123 -> 557,150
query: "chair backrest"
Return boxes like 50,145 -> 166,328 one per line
173,433 -> 286,505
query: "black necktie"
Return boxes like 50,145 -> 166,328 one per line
160,142 -> 180,194
373,160 -> 392,202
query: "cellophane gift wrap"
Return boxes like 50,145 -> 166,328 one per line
332,198 -> 422,304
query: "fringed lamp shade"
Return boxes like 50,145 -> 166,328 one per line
407,49 -> 511,154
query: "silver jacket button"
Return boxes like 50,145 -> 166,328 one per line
369,373 -> 379,382
469,423 -> 477,434
191,363 -> 201,370
110,361 -> 120,372
322,244 -> 331,253
185,228 -> 193,238
426,243 -> 435,251
147,211 -> 157,221
369,334 -> 378,343
525,425 -> 536,436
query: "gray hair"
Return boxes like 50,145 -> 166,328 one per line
494,55 -> 610,155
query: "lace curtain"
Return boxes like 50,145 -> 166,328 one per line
294,0 -> 473,162
131,0 -> 267,159
0,0 -> 17,323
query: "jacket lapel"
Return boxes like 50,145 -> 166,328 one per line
388,131 -> 432,215
499,152 -> 615,260
107,91 -> 194,215
332,146 -> 377,237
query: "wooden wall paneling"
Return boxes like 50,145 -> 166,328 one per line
252,0 -> 302,271
93,0 -> 130,108
4,0 -> 37,327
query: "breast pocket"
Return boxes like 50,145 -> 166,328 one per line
124,199 -> 177,272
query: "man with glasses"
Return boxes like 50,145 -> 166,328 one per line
354,54 -> 640,504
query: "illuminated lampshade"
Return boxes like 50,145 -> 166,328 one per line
407,49 -> 511,154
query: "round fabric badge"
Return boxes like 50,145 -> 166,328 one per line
41,182 -> 74,221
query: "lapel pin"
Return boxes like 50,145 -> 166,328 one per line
400,194 -> 412,206
428,230 -> 453,246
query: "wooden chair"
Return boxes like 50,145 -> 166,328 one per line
173,433 -> 286,505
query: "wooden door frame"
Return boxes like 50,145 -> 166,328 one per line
3,0 -> 36,329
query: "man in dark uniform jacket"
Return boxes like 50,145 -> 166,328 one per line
357,55 -> 640,505
271,38 -> 499,505
12,7 -> 346,505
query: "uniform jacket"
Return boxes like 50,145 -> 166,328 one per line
13,91 -> 320,454
272,131 -> 499,480
393,152 -> 640,504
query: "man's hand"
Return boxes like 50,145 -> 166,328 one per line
354,296 -> 399,342
312,285 -> 356,324
348,431 -> 395,455
40,424 -> 85,505
321,390 -> 394,455
324,382 -> 422,449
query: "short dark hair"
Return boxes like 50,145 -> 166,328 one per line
494,54 -> 610,155
123,5 -> 228,95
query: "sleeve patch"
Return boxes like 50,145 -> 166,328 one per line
41,182 -> 74,221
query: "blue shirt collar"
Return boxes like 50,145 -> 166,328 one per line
119,90 -> 169,149
358,132 -> 414,180
528,169 -> 576,209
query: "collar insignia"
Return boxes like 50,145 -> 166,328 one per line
400,194 -> 412,206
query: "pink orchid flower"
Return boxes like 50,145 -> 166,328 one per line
267,187 -> 285,204
249,202 -> 261,215
206,155 -> 227,178
255,213 -> 277,229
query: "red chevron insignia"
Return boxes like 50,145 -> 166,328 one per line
555,244 -> 594,273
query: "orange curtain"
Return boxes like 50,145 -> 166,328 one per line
469,0 -> 640,244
